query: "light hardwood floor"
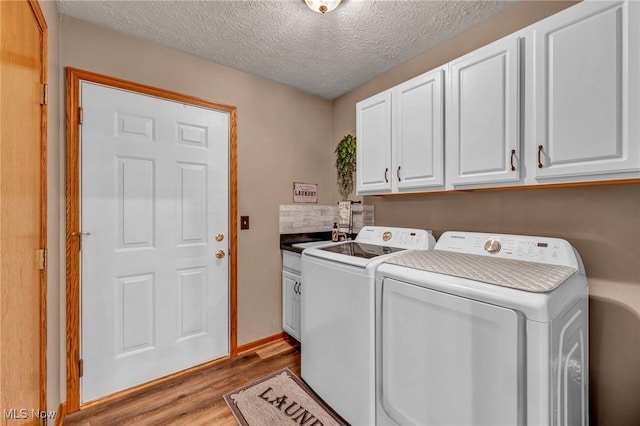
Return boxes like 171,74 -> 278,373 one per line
64,339 -> 301,425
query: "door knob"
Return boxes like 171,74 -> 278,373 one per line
215,250 -> 226,259
71,231 -> 91,238
215,233 -> 224,242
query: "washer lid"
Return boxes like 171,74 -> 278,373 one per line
319,241 -> 405,259
385,250 -> 577,293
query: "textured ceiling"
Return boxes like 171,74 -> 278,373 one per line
57,0 -> 519,99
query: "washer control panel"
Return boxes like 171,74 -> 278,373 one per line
355,226 -> 436,250
436,231 -> 581,269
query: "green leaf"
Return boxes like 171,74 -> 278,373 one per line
335,134 -> 357,200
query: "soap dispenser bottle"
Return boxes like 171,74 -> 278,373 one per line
331,222 -> 338,242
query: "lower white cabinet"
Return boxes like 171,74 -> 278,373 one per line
282,251 -> 302,340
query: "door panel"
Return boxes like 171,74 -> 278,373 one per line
534,0 -> 640,178
118,157 -> 155,248
282,270 -> 299,339
0,1 -> 47,423
356,91 -> 392,194
117,274 -> 155,355
448,35 -> 520,186
80,82 -> 230,402
394,69 -> 445,190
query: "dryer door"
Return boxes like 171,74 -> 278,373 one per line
378,278 -> 523,426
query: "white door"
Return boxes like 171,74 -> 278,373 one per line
356,90 -> 392,195
378,278 -> 521,426
394,68 -> 445,191
80,82 -> 230,402
533,0 -> 640,179
448,35 -> 521,187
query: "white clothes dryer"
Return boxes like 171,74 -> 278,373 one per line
302,226 -> 436,426
375,231 -> 589,426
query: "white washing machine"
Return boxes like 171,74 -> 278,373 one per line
302,226 -> 436,426
375,231 -> 589,426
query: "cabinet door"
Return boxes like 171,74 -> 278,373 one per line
282,270 -> 300,340
533,0 -> 640,179
294,281 -> 301,341
448,35 -> 521,187
394,69 -> 445,191
356,91 -> 392,194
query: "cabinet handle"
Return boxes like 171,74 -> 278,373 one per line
537,145 -> 544,169
396,166 -> 401,182
384,168 -> 389,183
294,282 -> 298,294
510,149 -> 516,172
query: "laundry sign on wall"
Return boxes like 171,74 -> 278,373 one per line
293,182 -> 318,203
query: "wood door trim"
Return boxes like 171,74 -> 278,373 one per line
53,403 -> 66,426
27,0 -> 49,415
64,67 -> 238,413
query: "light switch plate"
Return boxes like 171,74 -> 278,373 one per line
240,216 -> 249,230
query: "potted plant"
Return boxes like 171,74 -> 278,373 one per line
335,134 -> 357,200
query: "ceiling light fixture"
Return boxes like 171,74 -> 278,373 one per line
304,0 -> 342,14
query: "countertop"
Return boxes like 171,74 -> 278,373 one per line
280,232 -> 333,254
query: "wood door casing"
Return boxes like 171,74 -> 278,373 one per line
0,0 -> 48,423
65,68 -> 238,413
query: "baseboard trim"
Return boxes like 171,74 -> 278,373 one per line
236,332 -> 288,355
54,402 -> 66,426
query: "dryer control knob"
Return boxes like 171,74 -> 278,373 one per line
484,239 -> 502,254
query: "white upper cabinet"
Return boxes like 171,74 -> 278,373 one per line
356,91 -> 392,194
447,34 -> 521,187
355,0 -> 640,196
394,69 -> 445,191
532,0 -> 640,180
356,68 -> 445,195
